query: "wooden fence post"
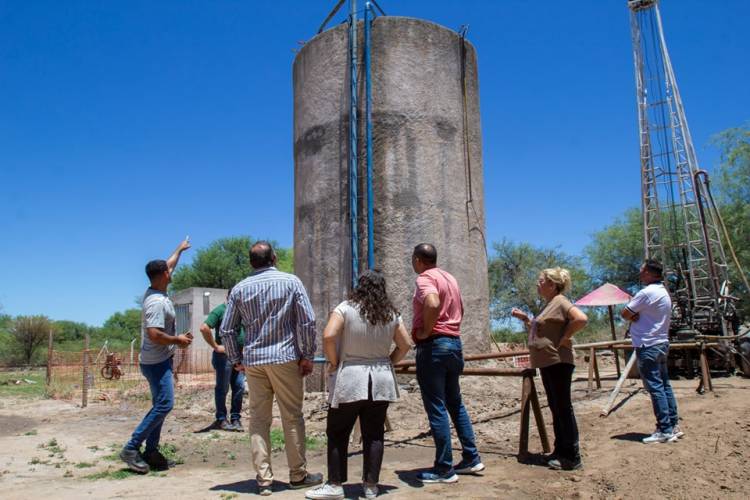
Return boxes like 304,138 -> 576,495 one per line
588,348 -> 601,391
82,334 -> 90,408
697,343 -> 713,394
608,305 -> 622,378
518,369 -> 550,457
46,329 -> 53,386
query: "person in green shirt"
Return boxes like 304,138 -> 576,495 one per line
200,296 -> 246,431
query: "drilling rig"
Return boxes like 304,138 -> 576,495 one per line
627,0 -> 749,375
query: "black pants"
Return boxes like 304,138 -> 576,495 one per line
326,396 -> 389,484
539,362 -> 580,461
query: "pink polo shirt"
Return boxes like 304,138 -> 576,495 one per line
411,267 -> 463,343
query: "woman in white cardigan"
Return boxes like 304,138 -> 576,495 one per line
306,270 -> 411,500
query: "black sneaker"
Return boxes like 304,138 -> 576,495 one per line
453,459 -> 485,474
230,419 -> 244,432
120,448 -> 149,474
548,457 -> 583,471
290,472 -> 324,489
143,449 -> 176,471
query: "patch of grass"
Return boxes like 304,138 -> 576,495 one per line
102,443 -> 121,461
269,429 -> 325,451
220,494 -> 239,500
75,462 -> 96,468
0,371 -> 46,398
305,434 -> 325,451
227,452 -> 236,461
84,468 -> 135,480
158,443 -> 184,465
270,428 -> 285,451
38,438 -> 66,456
24,430 -> 38,436
29,457 -> 47,465
208,431 -> 220,440
84,467 -> 166,480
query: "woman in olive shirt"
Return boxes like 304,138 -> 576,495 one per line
512,267 -> 588,470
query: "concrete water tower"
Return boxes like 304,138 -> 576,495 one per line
293,10 -> 490,353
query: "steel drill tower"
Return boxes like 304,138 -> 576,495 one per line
628,0 -> 733,338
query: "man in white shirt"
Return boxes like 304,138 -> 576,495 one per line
622,259 -> 683,444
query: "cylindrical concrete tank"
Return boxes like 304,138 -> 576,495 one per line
293,17 -> 489,353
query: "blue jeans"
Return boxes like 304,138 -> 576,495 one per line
636,342 -> 679,434
416,336 -> 480,474
212,351 -> 245,422
126,357 -> 174,452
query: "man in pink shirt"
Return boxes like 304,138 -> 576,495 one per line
411,243 -> 484,484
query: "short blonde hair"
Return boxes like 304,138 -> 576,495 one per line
540,267 -> 572,294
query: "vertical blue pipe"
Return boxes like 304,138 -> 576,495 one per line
348,0 -> 359,288
364,3 -> 374,270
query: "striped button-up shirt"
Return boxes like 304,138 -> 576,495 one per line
219,267 -> 316,367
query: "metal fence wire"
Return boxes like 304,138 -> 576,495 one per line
48,346 -> 215,403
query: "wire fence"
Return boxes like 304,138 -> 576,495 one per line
48,346 -> 216,404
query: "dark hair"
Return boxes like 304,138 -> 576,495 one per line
250,241 -> 275,269
413,243 -> 437,265
145,260 -> 168,280
349,269 -> 399,326
643,259 -> 664,278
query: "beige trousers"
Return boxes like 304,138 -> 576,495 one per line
245,361 -> 307,485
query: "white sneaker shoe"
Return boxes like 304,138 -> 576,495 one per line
672,425 -> 685,439
305,483 -> 344,500
363,482 -> 378,499
642,431 -> 677,444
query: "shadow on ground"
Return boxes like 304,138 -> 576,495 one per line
610,432 -> 650,442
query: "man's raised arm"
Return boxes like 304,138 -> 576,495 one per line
166,237 -> 191,274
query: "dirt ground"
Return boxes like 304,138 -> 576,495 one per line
1,358 -> 748,499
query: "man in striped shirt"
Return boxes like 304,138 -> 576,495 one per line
219,241 -> 321,495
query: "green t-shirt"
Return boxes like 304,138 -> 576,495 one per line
205,303 -> 245,346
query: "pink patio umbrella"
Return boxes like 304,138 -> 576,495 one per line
575,283 -> 632,377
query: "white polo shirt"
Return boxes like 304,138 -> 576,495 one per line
625,282 -> 672,348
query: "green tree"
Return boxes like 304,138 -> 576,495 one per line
488,239 -> 592,321
11,316 -> 53,365
171,236 -> 293,291
53,320 -> 98,343
713,125 -> 750,204
585,207 -> 643,293
712,125 -> 750,318
100,309 -> 141,342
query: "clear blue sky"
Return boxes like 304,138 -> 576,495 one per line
1,0 -> 748,325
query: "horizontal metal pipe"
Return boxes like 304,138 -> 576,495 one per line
394,350 -> 529,368
395,366 -> 526,377
575,339 -> 632,349
695,334 -> 748,341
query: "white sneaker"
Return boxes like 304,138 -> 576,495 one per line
642,431 -> 677,444
673,425 -> 685,439
305,483 -> 344,500
363,482 -> 378,499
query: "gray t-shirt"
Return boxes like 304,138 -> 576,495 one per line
139,288 -> 176,365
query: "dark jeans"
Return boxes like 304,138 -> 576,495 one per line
416,336 -> 480,474
539,362 -> 580,461
636,342 -> 678,433
126,357 -> 174,452
212,351 -> 245,422
326,394 -> 389,484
